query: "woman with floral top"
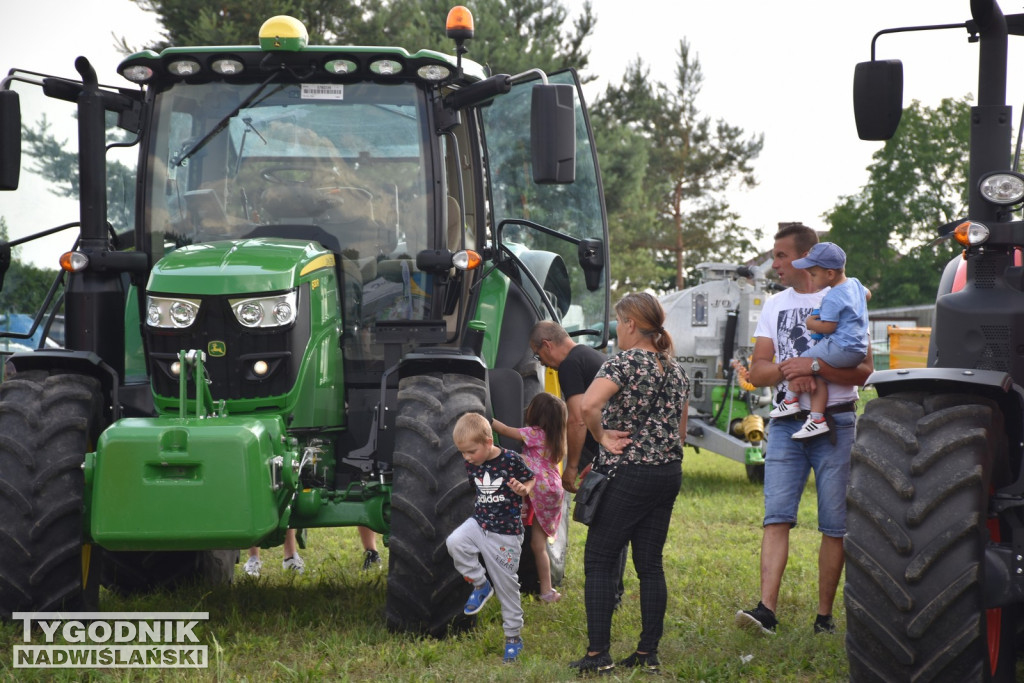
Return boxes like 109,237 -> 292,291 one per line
492,392 -> 568,604
569,292 -> 690,676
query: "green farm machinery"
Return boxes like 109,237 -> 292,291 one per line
0,7 -> 609,636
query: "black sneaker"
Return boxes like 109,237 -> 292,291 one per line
362,549 -> 382,571
569,651 -> 615,675
814,614 -> 836,634
735,601 -> 778,635
618,651 -> 659,673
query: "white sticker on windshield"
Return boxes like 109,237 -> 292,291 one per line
301,84 -> 344,100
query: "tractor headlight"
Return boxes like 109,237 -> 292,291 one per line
229,290 -> 298,328
979,172 -> 1024,205
146,296 -> 201,329
417,64 -> 451,81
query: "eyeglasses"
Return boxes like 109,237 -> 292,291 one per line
532,340 -> 546,362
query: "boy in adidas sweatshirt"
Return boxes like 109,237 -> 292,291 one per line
446,412 -> 536,662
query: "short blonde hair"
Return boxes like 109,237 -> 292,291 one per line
453,412 -> 491,446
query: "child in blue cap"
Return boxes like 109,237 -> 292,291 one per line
769,242 -> 870,439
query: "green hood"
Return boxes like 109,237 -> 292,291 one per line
148,238 -> 329,295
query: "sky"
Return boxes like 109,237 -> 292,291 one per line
564,0 -> 1024,245
1,0 -> 1022,268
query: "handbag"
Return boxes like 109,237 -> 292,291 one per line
571,464 -> 609,525
571,357 -> 676,526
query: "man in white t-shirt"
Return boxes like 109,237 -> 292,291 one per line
734,223 -> 873,636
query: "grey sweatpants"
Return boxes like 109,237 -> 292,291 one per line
446,518 -> 524,637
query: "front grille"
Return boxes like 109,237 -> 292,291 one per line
974,258 -> 997,289
146,286 -> 311,401
978,324 -> 1011,372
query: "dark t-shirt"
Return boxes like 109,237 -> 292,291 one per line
558,344 -> 605,466
466,448 -> 535,536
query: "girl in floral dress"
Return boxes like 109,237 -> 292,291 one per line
492,392 -> 568,603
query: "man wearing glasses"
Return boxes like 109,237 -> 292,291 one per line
528,321 -> 606,494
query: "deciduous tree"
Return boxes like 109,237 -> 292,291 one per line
125,0 -> 594,77
0,218 -> 60,316
592,42 -> 764,293
825,97 -> 970,308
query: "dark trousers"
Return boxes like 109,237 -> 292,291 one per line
583,460 -> 682,654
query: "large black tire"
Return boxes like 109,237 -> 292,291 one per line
102,549 -> 238,594
385,373 -> 485,637
0,372 -> 104,618
845,392 -> 1012,682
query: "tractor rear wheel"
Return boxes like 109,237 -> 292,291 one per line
844,392 -> 1012,682
385,372 -> 485,637
0,371 -> 103,618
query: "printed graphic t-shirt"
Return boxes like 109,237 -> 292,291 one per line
466,448 -> 536,536
755,286 -> 858,408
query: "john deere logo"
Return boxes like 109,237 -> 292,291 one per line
207,341 -> 226,357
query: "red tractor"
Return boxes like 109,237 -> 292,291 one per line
847,1 -> 1024,680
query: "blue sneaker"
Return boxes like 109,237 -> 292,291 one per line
464,580 -> 493,615
809,308 -> 824,340
503,636 -> 523,663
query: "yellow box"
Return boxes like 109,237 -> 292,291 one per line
888,326 -> 930,369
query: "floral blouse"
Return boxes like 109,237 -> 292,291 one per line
596,348 -> 689,467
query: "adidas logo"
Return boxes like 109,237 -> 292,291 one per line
474,471 -> 504,495
478,493 -> 507,504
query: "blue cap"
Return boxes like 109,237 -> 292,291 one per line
792,242 -> 846,270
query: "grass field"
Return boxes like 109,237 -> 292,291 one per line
0,442 -> 853,682
3,389 -> 890,682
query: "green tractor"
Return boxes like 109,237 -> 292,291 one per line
0,7 -> 609,636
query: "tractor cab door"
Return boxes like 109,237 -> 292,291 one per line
478,69 -> 611,350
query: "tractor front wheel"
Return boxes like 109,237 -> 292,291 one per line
0,371 -> 104,618
844,392 -> 1012,682
385,372 -> 485,637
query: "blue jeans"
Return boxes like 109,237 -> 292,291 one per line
803,337 -> 866,368
763,412 -> 855,537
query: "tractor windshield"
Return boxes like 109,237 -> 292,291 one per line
144,80 -> 430,278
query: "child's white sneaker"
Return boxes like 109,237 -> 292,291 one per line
282,553 -> 305,574
769,398 -> 801,418
792,416 -> 829,440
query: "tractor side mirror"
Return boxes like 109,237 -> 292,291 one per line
853,59 -> 903,141
578,237 -> 604,292
531,83 -> 576,184
0,90 -> 22,191
0,243 -> 10,291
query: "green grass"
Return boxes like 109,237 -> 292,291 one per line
0,450 -> 850,682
